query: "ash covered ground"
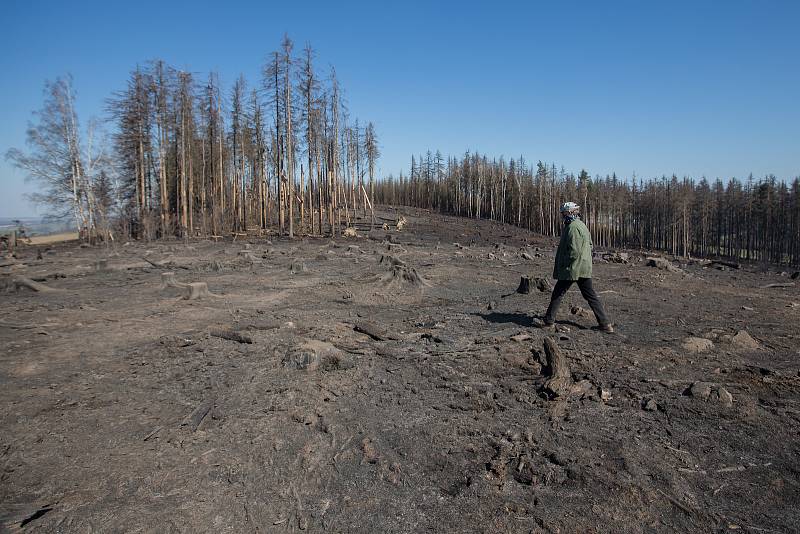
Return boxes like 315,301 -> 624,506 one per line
1,208 -> 799,533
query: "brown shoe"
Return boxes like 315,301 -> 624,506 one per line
593,324 -> 614,333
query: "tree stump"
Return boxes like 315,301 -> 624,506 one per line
238,250 -> 256,263
160,272 -> 187,290
516,276 -> 531,294
533,277 -> 552,292
95,259 -> 109,272
289,261 -> 307,274
541,337 -> 572,398
379,255 -> 428,288
183,282 -> 213,300
646,257 -> 682,273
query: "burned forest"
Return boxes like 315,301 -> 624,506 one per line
7,37 -> 380,246
376,154 -> 800,267
2,19 -> 800,534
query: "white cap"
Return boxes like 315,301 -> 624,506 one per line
560,202 -> 580,213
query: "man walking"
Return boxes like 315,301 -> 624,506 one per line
539,202 -> 613,332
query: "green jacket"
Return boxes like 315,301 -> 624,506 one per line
553,218 -> 593,280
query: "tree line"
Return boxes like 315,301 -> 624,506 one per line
7,35 -> 380,241
374,151 -> 800,266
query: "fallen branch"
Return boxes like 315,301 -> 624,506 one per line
354,321 -> 389,341
0,321 -> 41,330
181,399 -> 214,432
656,489 -> 701,519
210,329 -> 253,344
709,260 -> 740,270
6,277 -> 60,293
143,425 -> 163,441
141,256 -> 162,268
760,282 -> 794,289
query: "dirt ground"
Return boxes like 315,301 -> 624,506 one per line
1,208 -> 799,533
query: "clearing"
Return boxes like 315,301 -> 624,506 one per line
1,208 -> 799,533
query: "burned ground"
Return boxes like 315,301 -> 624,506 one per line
1,208 -> 799,533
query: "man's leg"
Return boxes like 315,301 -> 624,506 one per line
576,278 -> 610,326
544,280 -> 573,325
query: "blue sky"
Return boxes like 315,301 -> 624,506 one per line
1,0 -> 798,217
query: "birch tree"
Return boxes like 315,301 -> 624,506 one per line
7,76 -> 92,235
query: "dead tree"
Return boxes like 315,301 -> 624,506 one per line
283,35 -> 295,238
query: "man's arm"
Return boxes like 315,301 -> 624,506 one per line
563,225 -> 584,277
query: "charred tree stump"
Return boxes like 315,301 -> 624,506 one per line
238,250 -> 257,263
95,259 -> 109,272
516,276 -> 531,294
534,277 -> 552,292
160,272 -> 187,290
183,282 -> 213,300
379,255 -> 429,287
289,261 -> 307,274
540,337 -> 572,399
646,257 -> 683,273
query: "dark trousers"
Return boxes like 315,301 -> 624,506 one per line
544,278 -> 610,327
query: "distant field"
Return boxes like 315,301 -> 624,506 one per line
25,232 -> 80,245
1,217 -> 76,238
